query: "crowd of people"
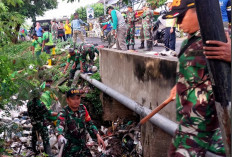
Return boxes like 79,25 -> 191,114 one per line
27,0 -> 231,156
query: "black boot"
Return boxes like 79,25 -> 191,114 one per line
138,41 -> 144,49
73,43 -> 76,49
127,45 -> 130,50
131,45 -> 135,50
146,41 -> 153,51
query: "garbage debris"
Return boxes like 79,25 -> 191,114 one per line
1,100 -> 142,157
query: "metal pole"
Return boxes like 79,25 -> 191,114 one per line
80,74 -> 224,157
195,0 -> 231,156
80,73 -> 177,135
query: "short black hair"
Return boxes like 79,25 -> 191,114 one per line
43,27 -> 49,31
74,13 -> 78,16
107,6 -> 114,13
33,33 -> 37,37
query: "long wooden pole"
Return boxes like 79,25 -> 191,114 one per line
195,0 -> 231,156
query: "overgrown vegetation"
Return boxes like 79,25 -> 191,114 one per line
0,41 -> 48,109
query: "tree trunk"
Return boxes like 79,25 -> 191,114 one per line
11,23 -> 21,44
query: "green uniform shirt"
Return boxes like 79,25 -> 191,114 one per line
67,51 -> 80,64
32,37 -> 43,52
42,32 -> 53,46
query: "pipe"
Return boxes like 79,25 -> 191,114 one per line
80,74 -> 177,135
80,74 -> 223,157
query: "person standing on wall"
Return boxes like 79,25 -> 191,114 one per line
107,6 -> 128,51
139,3 -> 154,51
126,5 -> 136,50
161,0 -> 177,56
71,13 -> 88,49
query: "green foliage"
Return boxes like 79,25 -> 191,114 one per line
0,0 -> 58,45
147,0 -> 167,8
0,42 -> 47,109
72,3 -> 104,22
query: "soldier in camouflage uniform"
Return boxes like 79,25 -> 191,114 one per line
63,48 -> 81,86
56,88 -> 105,157
51,19 -> 58,43
126,5 -> 136,50
138,19 -> 145,49
139,3 -> 154,51
27,88 -> 58,156
76,43 -> 99,73
163,0 -> 226,156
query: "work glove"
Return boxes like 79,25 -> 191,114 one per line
58,136 -> 67,148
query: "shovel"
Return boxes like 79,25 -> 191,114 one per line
139,85 -> 176,126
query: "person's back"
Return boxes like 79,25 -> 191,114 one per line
43,31 -> 53,46
27,99 -> 48,124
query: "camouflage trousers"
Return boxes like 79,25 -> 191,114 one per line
168,127 -> 225,157
69,63 -> 80,80
143,25 -> 152,41
126,26 -> 135,46
32,123 -> 50,152
63,142 -> 92,157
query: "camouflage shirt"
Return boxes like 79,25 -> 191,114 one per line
174,31 -> 219,152
126,11 -> 136,27
56,104 -> 99,144
140,10 -> 153,27
77,43 -> 99,62
27,99 -> 52,125
67,50 -> 80,64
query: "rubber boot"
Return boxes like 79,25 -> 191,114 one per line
127,45 -> 130,50
145,41 -> 153,51
73,43 -> 76,50
131,45 -> 135,50
138,41 -> 144,49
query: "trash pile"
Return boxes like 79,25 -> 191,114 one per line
88,119 -> 142,157
1,104 -> 142,157
0,102 -> 60,157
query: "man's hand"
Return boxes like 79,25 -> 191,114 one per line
52,112 -> 58,116
72,63 -> 76,69
63,70 -> 66,74
96,134 -> 106,150
58,135 -> 67,148
203,32 -> 231,62
170,27 -> 174,33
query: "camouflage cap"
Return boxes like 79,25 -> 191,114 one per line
66,88 -> 84,98
127,4 -> 132,8
163,0 -> 195,19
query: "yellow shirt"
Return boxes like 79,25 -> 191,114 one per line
166,19 -> 176,27
64,23 -> 71,34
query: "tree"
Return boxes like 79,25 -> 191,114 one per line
147,0 -> 167,8
0,0 -> 58,44
72,3 -> 104,22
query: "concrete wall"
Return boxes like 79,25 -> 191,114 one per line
100,48 -> 178,157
